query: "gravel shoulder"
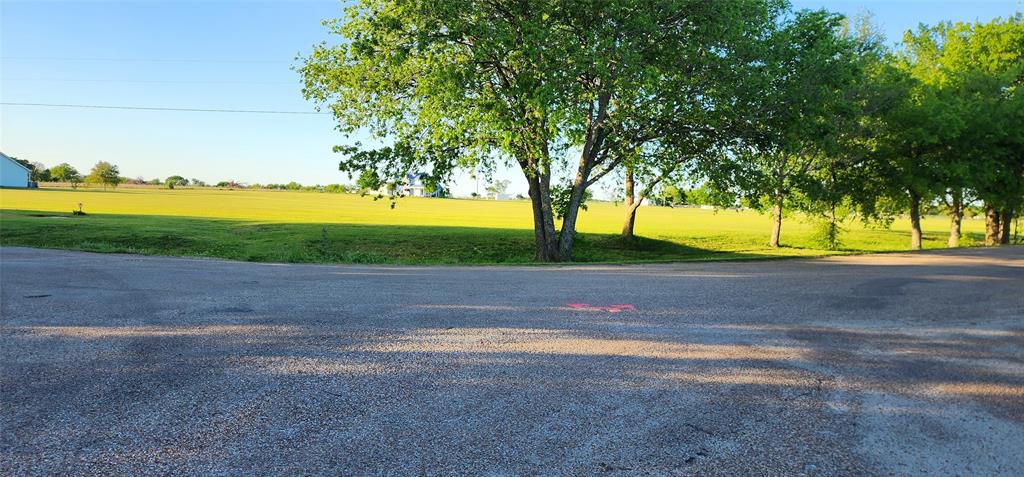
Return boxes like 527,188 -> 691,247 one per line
2,246 -> 1022,475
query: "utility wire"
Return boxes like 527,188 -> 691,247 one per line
2,78 -> 293,85
1,56 -> 288,63
0,102 -> 329,115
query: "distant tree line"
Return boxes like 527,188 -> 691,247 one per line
19,160 -> 359,194
299,0 -> 1022,260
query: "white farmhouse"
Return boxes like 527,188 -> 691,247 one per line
1,152 -> 31,188
401,172 -> 446,197
373,172 -> 447,197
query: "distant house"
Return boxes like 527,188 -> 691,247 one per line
395,172 -> 443,197
0,152 -> 31,188
401,172 -> 439,197
373,172 -> 446,197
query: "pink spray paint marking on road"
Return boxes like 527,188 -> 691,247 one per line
566,303 -> 636,313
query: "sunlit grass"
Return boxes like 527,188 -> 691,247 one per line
0,186 -> 985,264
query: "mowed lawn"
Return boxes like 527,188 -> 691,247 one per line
0,187 -> 985,264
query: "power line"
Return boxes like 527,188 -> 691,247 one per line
0,102 -> 329,115
2,77 -> 293,85
1,56 -> 289,63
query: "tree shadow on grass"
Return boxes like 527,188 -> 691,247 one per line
0,209 -> 780,265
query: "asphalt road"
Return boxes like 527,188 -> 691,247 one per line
1,246 -> 1022,476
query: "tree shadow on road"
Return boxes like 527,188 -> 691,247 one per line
4,316 -> 1022,475
2,239 -> 1022,474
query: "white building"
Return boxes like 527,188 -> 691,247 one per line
376,172 -> 445,197
402,172 -> 430,197
0,152 -> 31,188
401,172 -> 446,197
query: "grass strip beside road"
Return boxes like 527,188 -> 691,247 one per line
0,187 -> 985,265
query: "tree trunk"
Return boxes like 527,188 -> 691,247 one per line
909,189 -> 922,251
526,174 -> 558,261
768,192 -> 783,248
622,200 -> 645,242
1000,208 -> 1013,244
621,166 -> 636,239
557,161 -> 597,262
557,180 -> 589,262
825,202 -> 839,250
557,91 -> 611,262
984,204 -> 1001,246
947,189 -> 962,248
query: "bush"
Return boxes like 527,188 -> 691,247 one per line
810,219 -> 843,250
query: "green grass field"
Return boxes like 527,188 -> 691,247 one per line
0,187 -> 984,264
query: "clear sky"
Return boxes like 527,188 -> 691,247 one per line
2,1 -> 1020,196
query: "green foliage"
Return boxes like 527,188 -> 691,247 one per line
552,184 -> 591,220
85,161 -> 122,189
942,16 -> 1024,214
166,175 -> 188,187
322,184 -> 353,193
809,219 -> 844,250
299,0 -> 789,260
49,163 -> 82,185
718,9 -> 879,214
355,169 -> 382,194
294,3 -> 1020,255
656,185 -> 684,206
671,184 -> 738,207
867,15 -> 1023,219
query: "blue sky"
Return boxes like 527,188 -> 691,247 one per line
2,1 -> 1020,196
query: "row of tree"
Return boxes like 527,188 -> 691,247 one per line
122,175 -> 205,188
688,11 -> 1023,250
11,159 -> 122,189
15,159 -> 360,193
300,0 -> 1022,260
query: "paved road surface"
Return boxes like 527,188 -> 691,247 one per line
2,246 -> 1022,475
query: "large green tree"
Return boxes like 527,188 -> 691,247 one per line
717,9 -> 873,248
872,16 -> 1023,248
299,0 -> 786,261
866,61 -> 961,250
939,16 -> 1024,245
49,163 -> 79,182
789,15 -> 888,250
86,161 -> 122,189
166,175 -> 189,187
49,163 -> 83,188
